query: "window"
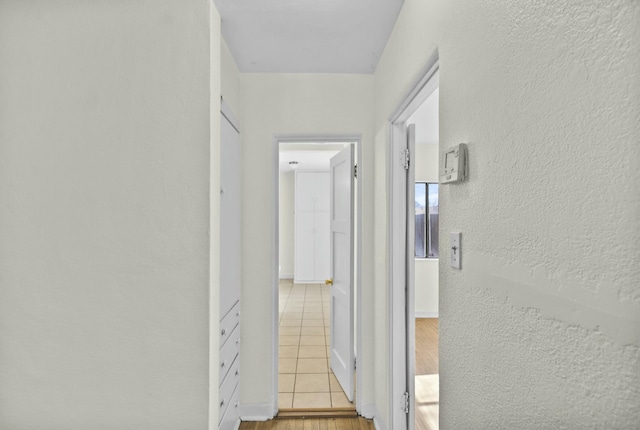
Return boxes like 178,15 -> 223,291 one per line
415,183 -> 439,258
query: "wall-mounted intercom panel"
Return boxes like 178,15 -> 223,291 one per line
440,143 -> 468,184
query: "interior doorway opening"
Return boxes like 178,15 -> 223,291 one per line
273,138 -> 362,414
388,58 -> 440,430
406,88 -> 440,430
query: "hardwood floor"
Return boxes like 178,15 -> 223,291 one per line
415,318 -> 438,430
238,417 -> 374,429
415,318 -> 438,376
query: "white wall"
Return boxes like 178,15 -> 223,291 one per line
374,0 -> 640,429
279,171 -> 295,278
414,144 -> 439,317
0,2 -> 218,429
239,73 -> 375,414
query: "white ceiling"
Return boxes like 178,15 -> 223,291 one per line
280,149 -> 340,172
213,0 -> 404,73
279,142 -> 351,172
407,88 -> 439,145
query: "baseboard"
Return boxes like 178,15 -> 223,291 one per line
415,311 -> 438,318
359,402 -> 376,420
239,402 -> 274,422
277,408 -> 357,419
279,274 -> 293,280
373,415 -> 387,430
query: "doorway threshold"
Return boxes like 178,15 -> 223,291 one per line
277,407 -> 357,419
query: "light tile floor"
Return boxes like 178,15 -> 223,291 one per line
278,279 -> 354,409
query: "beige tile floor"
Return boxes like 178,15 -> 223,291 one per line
278,279 -> 354,409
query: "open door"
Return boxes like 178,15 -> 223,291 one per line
406,124 -> 416,430
328,145 -> 355,401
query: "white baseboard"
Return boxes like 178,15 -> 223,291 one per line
279,274 -> 293,280
373,415 -> 387,430
239,402 -> 274,422
359,402 -> 376,420
415,310 -> 438,318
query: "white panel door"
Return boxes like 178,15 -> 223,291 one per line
219,113 -> 240,316
405,124 -> 416,430
314,172 -> 331,280
329,145 -> 354,401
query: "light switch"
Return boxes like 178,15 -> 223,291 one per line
450,232 -> 461,269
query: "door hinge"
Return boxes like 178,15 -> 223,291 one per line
402,149 -> 410,170
403,392 -> 410,414
354,357 -> 357,370
354,164 -> 358,179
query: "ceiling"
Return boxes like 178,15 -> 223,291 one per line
213,0 -> 404,73
279,142 -> 350,172
279,149 -> 340,172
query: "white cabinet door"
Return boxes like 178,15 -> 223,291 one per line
314,209 -> 330,281
220,113 -> 240,316
315,172 -> 331,211
294,171 -> 331,283
294,211 -> 316,281
295,172 -> 316,211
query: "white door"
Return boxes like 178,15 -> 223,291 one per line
219,111 -> 241,316
390,123 -> 415,429
405,124 -> 416,430
328,145 -> 355,401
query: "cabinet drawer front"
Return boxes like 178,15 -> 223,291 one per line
220,280 -> 240,319
220,301 -> 240,348
219,324 -> 240,385
218,358 -> 240,424
219,383 -> 240,430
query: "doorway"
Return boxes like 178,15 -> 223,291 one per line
273,138 -> 362,414
388,60 -> 440,430
406,89 -> 440,430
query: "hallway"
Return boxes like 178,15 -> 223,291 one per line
278,280 -> 354,409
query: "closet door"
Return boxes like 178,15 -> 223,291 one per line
294,211 -> 315,282
219,106 -> 241,430
294,171 -> 330,283
220,112 -> 241,316
314,172 -> 330,281
294,172 -> 315,283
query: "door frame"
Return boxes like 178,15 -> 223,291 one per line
388,57 -> 439,430
271,135 -> 363,415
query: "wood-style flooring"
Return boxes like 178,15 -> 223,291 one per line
238,417 -> 374,430
415,318 -> 438,376
415,318 -> 439,430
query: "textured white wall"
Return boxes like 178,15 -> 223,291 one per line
414,144 -> 439,317
0,1 -> 217,429
374,0 -> 640,429
279,172 -> 295,278
239,73 -> 375,412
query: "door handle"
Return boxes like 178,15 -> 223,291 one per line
325,279 -> 333,285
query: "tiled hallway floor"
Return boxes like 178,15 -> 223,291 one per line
278,279 -> 354,409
